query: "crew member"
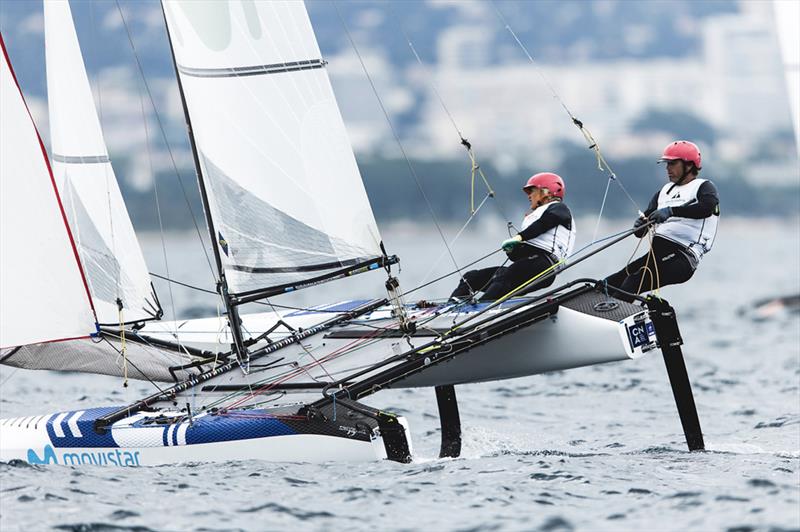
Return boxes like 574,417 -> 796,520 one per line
605,140 -> 719,300
451,172 -> 576,302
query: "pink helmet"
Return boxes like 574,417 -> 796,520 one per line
658,140 -> 701,169
523,172 -> 565,199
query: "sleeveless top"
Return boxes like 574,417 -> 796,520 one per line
655,178 -> 719,261
520,202 -> 576,261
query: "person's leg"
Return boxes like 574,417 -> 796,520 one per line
604,254 -> 651,302
480,255 -> 552,301
451,267 -> 501,299
651,250 -> 695,288
605,251 -> 695,301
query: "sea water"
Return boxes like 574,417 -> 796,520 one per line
1,218 -> 798,531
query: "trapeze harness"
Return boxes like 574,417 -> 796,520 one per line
606,178 -> 719,298
452,201 -> 576,301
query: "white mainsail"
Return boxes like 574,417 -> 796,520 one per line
45,0 -> 160,324
0,35 -> 97,349
773,0 -> 800,155
162,0 -> 385,295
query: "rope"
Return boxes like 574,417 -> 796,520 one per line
99,334 -> 169,397
415,192 -> 493,290
224,324 -> 392,410
466,146 -> 496,215
490,0 -> 642,216
137,69 -> 177,324
592,177 -> 613,243
389,2 -> 512,222
116,301 -> 128,388
88,2 -> 122,307
114,1 -> 217,286
636,227 -> 662,296
332,1 -> 465,281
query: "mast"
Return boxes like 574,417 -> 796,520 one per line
159,4 -> 247,364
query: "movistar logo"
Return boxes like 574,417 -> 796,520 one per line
26,445 -> 141,467
27,445 -> 57,465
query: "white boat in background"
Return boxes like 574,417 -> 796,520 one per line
0,0 -> 705,465
773,0 -> 800,156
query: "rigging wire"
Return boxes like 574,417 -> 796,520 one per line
414,197 -> 497,293
148,243 -> 498,310
388,2 -> 513,223
138,81 -> 178,324
386,4 -> 517,290
88,2 -> 122,309
100,334 -> 170,397
113,1 -> 217,287
489,0 -> 642,220
332,1 -> 466,281
592,177 -> 614,243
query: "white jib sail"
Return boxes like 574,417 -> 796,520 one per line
162,0 -> 384,294
45,0 -> 159,324
0,36 -> 97,349
773,0 -> 800,156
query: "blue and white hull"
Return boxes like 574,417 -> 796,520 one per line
0,406 -> 409,466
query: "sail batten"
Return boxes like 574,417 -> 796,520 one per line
51,153 -> 111,164
163,0 -> 385,296
177,58 -> 326,78
44,0 -> 160,324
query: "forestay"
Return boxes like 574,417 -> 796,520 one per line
45,0 -> 160,325
0,35 -> 96,349
162,0 -> 384,294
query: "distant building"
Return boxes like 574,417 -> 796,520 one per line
330,4 -> 795,184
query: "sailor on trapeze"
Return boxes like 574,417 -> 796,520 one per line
451,172 -> 576,302
604,140 -> 720,300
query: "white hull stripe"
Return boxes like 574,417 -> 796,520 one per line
176,423 -> 188,446
52,412 -> 69,438
67,411 -> 84,438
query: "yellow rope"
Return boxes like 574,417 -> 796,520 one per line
634,227 -> 661,297
448,257 -> 565,335
466,145 -> 494,214
118,305 -> 128,388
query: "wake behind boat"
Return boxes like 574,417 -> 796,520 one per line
0,0 -> 706,465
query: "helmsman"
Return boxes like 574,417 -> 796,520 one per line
605,140 -> 720,299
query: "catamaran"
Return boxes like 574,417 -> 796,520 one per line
0,0 -> 705,465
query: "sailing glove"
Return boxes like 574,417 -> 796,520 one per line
501,235 -> 523,252
633,216 -> 647,230
648,207 -> 672,224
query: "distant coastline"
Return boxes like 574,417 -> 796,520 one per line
121,155 -> 800,231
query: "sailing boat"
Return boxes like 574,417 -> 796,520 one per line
0,1 -> 705,465
773,0 -> 800,156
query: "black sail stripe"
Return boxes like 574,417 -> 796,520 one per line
229,257 -> 362,274
177,59 -> 327,79
52,153 -> 110,164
